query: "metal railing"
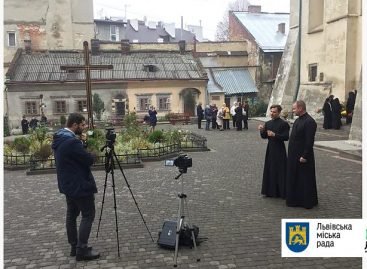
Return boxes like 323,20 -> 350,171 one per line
4,132 -> 208,170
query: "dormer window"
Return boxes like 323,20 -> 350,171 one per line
143,64 -> 158,72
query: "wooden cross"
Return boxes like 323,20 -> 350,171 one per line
60,41 -> 113,129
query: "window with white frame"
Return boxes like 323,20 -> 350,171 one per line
137,96 -> 150,111
55,100 -> 67,114
157,96 -> 170,110
110,25 -> 119,41
25,101 -> 38,115
8,32 -> 16,47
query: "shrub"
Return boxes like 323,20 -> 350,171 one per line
163,129 -> 183,144
60,115 -> 67,126
249,101 -> 268,117
4,115 -> 10,137
33,143 -> 53,160
147,130 -> 164,143
13,137 -> 31,154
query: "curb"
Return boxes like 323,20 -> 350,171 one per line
314,145 -> 362,161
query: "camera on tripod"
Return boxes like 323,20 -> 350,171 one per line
105,127 -> 117,144
165,154 -> 192,173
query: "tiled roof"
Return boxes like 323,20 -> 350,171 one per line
7,51 -> 207,83
211,68 -> 258,95
232,12 -> 289,52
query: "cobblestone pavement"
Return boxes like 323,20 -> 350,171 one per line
4,120 -> 362,269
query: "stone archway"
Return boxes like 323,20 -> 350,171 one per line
180,88 -> 201,116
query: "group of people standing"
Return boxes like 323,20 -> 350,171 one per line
196,101 -> 249,131
259,100 -> 318,209
322,95 -> 342,130
21,114 -> 47,134
322,90 -> 357,129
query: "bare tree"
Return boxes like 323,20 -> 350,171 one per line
215,0 -> 250,41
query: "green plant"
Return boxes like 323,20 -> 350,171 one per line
33,143 -> 53,160
4,115 -> 10,137
249,101 -> 268,117
13,137 -> 31,154
60,115 -> 67,126
163,129 -> 184,144
93,93 -> 105,120
147,130 -> 164,143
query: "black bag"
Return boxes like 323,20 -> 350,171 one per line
179,224 -> 199,246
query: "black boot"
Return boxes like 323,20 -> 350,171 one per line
76,247 -> 100,261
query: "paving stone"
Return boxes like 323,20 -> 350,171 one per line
4,121 -> 362,268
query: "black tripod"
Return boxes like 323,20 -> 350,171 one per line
96,140 -> 154,257
173,168 -> 200,267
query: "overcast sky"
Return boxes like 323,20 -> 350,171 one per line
93,0 -> 290,41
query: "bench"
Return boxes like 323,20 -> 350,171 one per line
167,113 -> 191,125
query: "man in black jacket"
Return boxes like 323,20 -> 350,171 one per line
52,113 -> 100,261
196,102 -> 204,129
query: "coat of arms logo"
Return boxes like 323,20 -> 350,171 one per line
286,222 -> 309,252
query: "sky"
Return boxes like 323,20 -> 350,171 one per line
93,0 -> 290,41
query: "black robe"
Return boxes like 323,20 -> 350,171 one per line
286,113 -> 318,209
331,99 -> 342,129
260,117 -> 290,198
322,100 -> 332,129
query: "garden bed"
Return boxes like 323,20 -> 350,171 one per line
4,114 -> 208,174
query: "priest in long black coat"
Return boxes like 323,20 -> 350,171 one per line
258,105 -> 290,198
286,100 -> 318,209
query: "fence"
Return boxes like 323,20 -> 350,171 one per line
4,132 -> 208,171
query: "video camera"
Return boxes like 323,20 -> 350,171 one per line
166,154 -> 192,173
105,127 -> 116,143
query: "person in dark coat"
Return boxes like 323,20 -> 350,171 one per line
286,100 -> 318,209
204,105 -> 212,130
148,106 -> 158,131
331,97 -> 342,129
322,95 -> 333,129
196,103 -> 204,129
346,91 -> 356,124
52,113 -> 100,261
243,101 -> 249,130
258,105 -> 290,198
235,103 -> 243,131
29,116 -> 39,130
211,104 -> 218,129
21,115 -> 29,135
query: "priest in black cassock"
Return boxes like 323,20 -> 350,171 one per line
258,105 -> 290,198
286,100 -> 318,209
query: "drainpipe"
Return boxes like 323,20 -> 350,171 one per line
294,0 -> 302,106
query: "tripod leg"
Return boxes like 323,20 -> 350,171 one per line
112,150 -> 155,242
183,197 -> 200,262
173,196 -> 184,267
96,170 -> 109,238
109,166 -> 121,258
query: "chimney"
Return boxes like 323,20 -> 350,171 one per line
24,39 -> 31,54
248,5 -> 261,13
178,40 -> 186,54
121,39 -> 130,54
278,23 -> 285,34
91,39 -> 100,55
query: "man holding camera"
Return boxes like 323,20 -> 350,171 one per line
52,113 -> 100,261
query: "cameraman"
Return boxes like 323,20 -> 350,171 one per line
52,113 -> 100,261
